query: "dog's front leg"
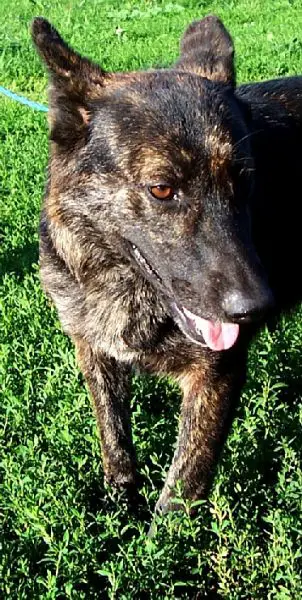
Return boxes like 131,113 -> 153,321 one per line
156,347 -> 247,514
75,339 -> 137,495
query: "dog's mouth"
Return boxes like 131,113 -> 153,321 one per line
170,303 -> 239,351
130,243 -> 162,282
129,242 -> 240,351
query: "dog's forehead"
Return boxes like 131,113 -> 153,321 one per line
103,69 -> 228,122
95,70 -> 234,176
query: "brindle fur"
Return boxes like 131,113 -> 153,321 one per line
32,16 -> 302,514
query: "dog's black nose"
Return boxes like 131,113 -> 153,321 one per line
223,289 -> 274,323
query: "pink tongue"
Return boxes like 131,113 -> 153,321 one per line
182,307 -> 239,351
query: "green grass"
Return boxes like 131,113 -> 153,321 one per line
1,0 -> 302,597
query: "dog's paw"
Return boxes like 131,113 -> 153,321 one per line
104,475 -> 147,516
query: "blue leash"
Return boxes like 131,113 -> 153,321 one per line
0,85 -> 48,112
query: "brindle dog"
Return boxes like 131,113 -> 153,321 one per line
32,16 -> 302,515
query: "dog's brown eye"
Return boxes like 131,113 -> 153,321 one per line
149,185 -> 175,201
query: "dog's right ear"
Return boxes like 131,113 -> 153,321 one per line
31,18 -> 108,147
176,15 -> 235,86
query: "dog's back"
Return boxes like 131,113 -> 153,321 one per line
237,78 -> 302,310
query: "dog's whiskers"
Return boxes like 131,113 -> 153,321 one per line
232,128 -> 264,151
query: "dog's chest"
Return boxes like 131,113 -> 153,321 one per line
81,266 -> 171,363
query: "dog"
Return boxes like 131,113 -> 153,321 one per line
32,15 -> 302,515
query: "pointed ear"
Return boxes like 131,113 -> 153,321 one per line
176,15 -> 235,86
31,18 -> 108,147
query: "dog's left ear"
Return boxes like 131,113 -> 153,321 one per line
31,18 -> 108,147
176,15 -> 235,86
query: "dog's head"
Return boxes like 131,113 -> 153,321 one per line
32,16 -> 273,351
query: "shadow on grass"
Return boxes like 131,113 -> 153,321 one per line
222,317 -> 302,524
79,317 -> 301,597
0,241 -> 38,280
75,374 -> 223,597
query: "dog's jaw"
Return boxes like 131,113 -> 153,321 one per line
129,242 -> 240,351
